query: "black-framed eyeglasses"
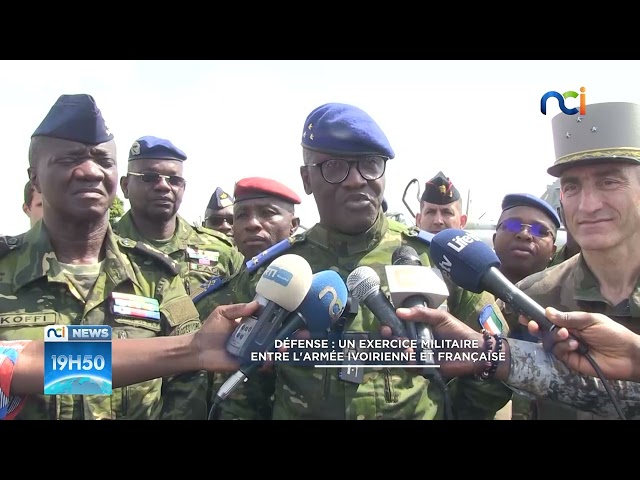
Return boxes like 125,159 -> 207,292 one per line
497,218 -> 555,239
308,155 -> 388,184
128,171 -> 186,188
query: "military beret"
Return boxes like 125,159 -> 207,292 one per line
128,135 -> 187,162
548,102 -> 640,177
421,171 -> 460,205
301,102 -> 395,159
234,177 -> 301,205
501,193 -> 561,229
382,198 -> 388,213
207,187 -> 234,210
32,94 -> 113,145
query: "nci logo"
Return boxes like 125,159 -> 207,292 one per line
540,87 -> 586,115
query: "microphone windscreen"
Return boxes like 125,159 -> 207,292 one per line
255,254 -> 314,311
430,228 -> 501,293
297,270 -> 349,332
392,245 -> 421,265
346,266 -> 380,302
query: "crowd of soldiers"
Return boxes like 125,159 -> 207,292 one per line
1,93 -> 639,420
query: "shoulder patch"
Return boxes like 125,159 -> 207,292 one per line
120,238 -> 181,277
191,276 -> 229,303
0,234 -> 24,259
245,234 -> 306,274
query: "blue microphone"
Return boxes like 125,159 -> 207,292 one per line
429,228 -> 573,337
212,270 -> 349,411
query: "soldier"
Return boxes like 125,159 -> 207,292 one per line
195,177 -> 302,419
492,193 -> 561,419
510,101 -> 640,420
203,186 -> 235,238
494,193 -> 560,293
0,94 -> 208,420
416,171 -> 467,233
22,180 -> 43,228
214,102 -> 511,420
115,136 -> 243,298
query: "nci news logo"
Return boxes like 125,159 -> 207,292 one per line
540,87 -> 586,115
43,325 -> 112,396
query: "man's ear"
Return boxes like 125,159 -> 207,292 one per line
300,166 -> 312,195
120,176 -> 130,199
22,203 -> 30,217
291,216 -> 300,235
415,212 -> 421,227
492,232 -> 496,246
551,244 -> 557,259
460,214 -> 468,228
27,167 -> 41,193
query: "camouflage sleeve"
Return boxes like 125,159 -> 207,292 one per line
229,248 -> 245,277
157,283 -> 209,420
448,289 -> 513,419
506,339 -> 640,419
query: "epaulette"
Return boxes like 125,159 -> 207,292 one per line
191,276 -> 229,303
245,233 -> 306,274
118,237 -> 181,277
194,224 -> 234,247
0,234 -> 24,259
403,227 -> 434,247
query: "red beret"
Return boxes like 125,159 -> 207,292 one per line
234,177 -> 301,205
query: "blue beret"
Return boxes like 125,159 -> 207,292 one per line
501,193 -> 561,228
32,94 -> 113,145
128,136 -> 187,162
207,187 -> 234,210
301,103 -> 395,159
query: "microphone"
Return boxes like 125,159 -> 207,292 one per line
225,254 -> 313,362
429,228 -> 587,353
211,269 -> 349,413
386,245 -> 450,365
346,266 -> 408,338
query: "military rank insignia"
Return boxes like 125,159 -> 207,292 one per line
109,292 -> 160,321
478,304 -> 503,336
246,238 -> 295,273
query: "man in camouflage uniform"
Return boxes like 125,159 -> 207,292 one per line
114,136 -> 243,299
195,177 -> 303,420
508,101 -> 640,420
213,102 -> 512,420
203,187 -> 235,239
0,94 -> 208,420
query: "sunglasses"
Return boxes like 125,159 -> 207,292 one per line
497,218 -> 554,239
308,155 -> 387,184
128,172 -> 186,188
203,215 -> 233,227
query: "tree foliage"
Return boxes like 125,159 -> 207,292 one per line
109,196 -> 125,226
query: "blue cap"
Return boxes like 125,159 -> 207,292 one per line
128,136 -> 187,162
207,187 -> 234,210
501,193 -> 561,228
301,103 -> 394,159
32,94 -> 113,145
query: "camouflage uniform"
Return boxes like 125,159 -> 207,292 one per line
507,338 -> 640,419
214,214 -> 512,420
114,212 -> 243,298
0,222 -> 208,420
503,253 -> 640,419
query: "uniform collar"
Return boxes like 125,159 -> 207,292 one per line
305,212 -> 388,256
